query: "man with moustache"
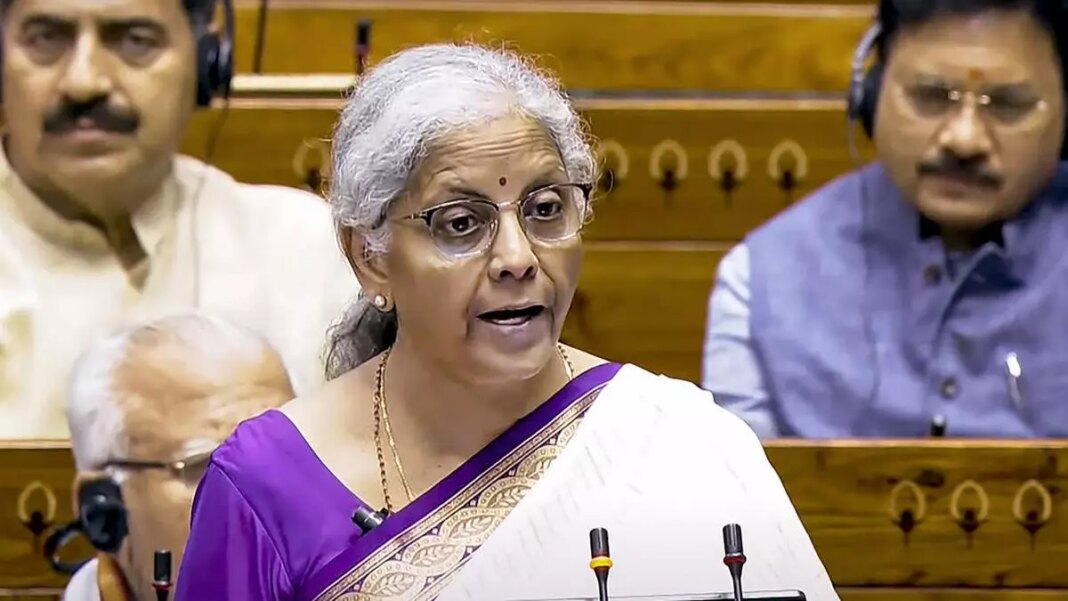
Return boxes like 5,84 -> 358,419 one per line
702,0 -> 1068,438
0,0 -> 357,438
62,314 -> 295,601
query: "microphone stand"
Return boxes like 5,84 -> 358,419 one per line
152,550 -> 172,601
722,524 -> 746,601
588,528 -> 613,601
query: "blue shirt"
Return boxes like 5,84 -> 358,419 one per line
702,162 -> 1068,439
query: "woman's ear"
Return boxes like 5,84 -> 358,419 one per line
338,226 -> 390,291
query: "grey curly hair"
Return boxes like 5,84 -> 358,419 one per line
323,43 -> 597,379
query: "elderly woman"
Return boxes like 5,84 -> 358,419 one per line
176,45 -> 838,600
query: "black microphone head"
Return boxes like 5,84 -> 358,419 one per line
930,414 -> 947,437
357,19 -> 372,46
723,523 -> 744,555
153,550 -> 172,585
589,527 -> 610,558
352,505 -> 385,533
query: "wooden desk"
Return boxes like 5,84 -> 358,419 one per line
2,441 -> 1065,598
766,440 -> 1068,600
230,0 -> 873,92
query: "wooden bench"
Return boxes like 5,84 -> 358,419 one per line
230,0 -> 873,92
3,440 -> 1065,599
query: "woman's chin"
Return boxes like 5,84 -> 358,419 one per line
466,342 -> 559,385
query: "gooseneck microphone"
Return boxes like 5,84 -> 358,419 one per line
588,527 -> 613,601
722,524 -> 746,601
152,550 -> 172,601
355,19 -> 373,76
352,505 -> 387,535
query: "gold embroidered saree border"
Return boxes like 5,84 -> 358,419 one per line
316,383 -> 609,601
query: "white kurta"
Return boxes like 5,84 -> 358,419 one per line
0,152 -> 359,439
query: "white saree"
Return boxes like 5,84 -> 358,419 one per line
436,364 -> 839,601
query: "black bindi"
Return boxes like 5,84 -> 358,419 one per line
498,176 -> 507,186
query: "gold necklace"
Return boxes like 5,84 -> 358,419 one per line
373,344 -> 574,512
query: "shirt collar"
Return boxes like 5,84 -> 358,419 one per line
0,143 -> 178,260
864,161 -> 1068,283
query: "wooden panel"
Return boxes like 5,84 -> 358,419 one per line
3,442 -> 1068,592
231,0 -> 872,92
765,441 -> 1068,588
561,243 -> 723,383
181,95 -> 872,243
0,443 -> 81,590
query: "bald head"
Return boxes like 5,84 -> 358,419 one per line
66,313 -> 294,601
68,313 -> 294,473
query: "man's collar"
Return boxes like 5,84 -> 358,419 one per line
0,141 -> 179,262
864,162 -> 1057,261
917,215 -> 1006,248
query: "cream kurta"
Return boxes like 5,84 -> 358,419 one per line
0,152 -> 358,439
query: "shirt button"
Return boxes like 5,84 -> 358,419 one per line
924,265 -> 943,285
940,377 -> 959,400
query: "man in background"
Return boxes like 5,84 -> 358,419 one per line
703,0 -> 1068,438
0,0 -> 356,438
63,313 -> 294,601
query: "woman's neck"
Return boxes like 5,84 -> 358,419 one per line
380,338 -> 569,476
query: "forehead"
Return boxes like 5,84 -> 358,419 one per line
7,0 -> 185,24
889,10 -> 1061,82
419,116 -> 564,184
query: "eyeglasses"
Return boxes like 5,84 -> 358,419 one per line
393,183 -> 593,259
904,81 -> 1048,126
102,448 -> 215,483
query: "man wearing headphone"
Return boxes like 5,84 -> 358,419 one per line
61,314 -> 295,601
702,0 -> 1068,438
0,0 -> 358,439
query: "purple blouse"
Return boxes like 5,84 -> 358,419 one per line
175,410 -> 363,599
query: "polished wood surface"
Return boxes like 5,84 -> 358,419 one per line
0,443 -> 80,590
562,243 -> 725,382
182,94 -> 873,243
3,441 -> 1067,593
231,0 -> 872,92
766,440 -> 1068,588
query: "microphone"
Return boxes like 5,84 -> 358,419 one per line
722,524 -> 746,601
355,19 -> 373,76
930,414 -> 947,437
351,505 -> 386,534
588,527 -> 613,601
152,550 -> 172,601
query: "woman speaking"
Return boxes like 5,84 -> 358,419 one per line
176,44 -> 839,601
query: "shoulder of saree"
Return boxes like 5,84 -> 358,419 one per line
306,362 -> 625,601
434,365 -> 841,601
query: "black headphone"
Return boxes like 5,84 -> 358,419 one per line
847,2 -> 1068,148
43,477 -> 129,575
0,0 -> 233,107
194,0 -> 236,108
845,22 -> 885,139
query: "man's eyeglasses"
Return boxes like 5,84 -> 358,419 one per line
393,182 -> 593,259
103,449 -> 215,482
904,80 -> 1048,126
